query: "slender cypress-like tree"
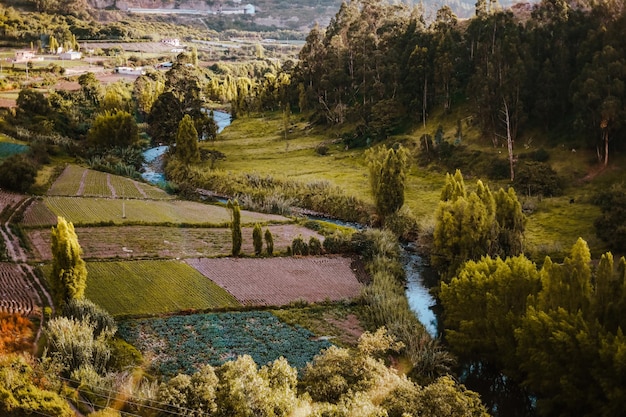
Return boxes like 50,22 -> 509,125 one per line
176,114 -> 200,164
366,144 -> 409,223
252,223 -> 263,256
264,228 -> 274,256
50,216 -> 87,309
228,200 -> 242,256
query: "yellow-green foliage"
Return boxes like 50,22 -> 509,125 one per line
50,216 -> 87,308
0,354 -> 73,417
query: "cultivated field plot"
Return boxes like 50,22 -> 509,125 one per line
186,257 -> 363,306
117,311 -> 332,377
0,189 -> 26,212
44,260 -> 239,316
27,224 -> 323,261
20,196 -> 289,227
0,263 -> 40,315
47,165 -> 172,200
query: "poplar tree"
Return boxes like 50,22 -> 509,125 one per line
176,114 -> 200,164
228,200 -> 242,256
264,228 -> 274,256
252,223 -> 263,256
50,216 -> 87,309
366,144 -> 409,223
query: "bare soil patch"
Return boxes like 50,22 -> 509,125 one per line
186,256 -> 363,306
26,224 -> 323,261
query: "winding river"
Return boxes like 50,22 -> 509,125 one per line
141,110 -> 231,185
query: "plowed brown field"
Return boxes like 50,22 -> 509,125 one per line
186,256 -> 363,306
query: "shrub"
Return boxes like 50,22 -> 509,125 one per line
291,235 -> 309,256
308,236 -> 322,255
0,154 -> 38,192
514,161 -> 562,197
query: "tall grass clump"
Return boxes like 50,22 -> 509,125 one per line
358,229 -> 454,383
165,160 -> 372,223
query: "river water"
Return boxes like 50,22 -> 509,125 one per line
141,110 -> 231,185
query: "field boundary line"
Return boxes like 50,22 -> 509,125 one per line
106,174 -> 117,198
77,168 -> 88,196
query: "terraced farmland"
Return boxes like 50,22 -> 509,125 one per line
72,260 -> 240,316
118,311 -> 332,377
47,165 -> 172,199
0,263 -> 40,315
21,196 -> 289,226
186,257 -> 364,306
27,224 -> 323,261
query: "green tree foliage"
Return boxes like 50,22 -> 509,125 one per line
50,216 -> 87,309
215,355 -> 298,417
158,365 -> 218,416
175,114 -> 200,164
593,184 -> 626,252
100,81 -> 133,113
62,298 -> 116,338
366,144 -> 410,223
440,255 -> 540,373
442,238 -> 626,416
0,354 -> 73,417
252,223 -> 263,255
228,200 -> 242,256
87,110 -> 139,149
133,71 -> 165,121
264,228 -> 274,256
0,154 -> 38,193
432,170 -> 525,281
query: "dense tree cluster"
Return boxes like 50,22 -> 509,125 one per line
432,170 -> 526,281
441,239 -> 626,416
289,0 -> 626,165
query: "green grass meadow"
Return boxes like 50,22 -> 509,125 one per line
213,110 -> 614,255
43,260 -> 240,317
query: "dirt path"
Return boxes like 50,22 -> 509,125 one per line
77,169 -> 88,196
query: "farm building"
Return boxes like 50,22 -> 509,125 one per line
14,50 -> 36,62
115,66 -> 146,75
59,51 -> 82,60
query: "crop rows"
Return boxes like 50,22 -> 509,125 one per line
0,263 -> 39,315
186,256 -> 363,306
48,165 -> 171,200
27,224 -> 323,261
20,199 -> 58,227
0,190 -> 25,212
72,260 -> 240,316
118,311 -> 332,377
23,196 -> 289,226
47,164 -> 83,196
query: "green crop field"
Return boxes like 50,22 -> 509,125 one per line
22,196 -> 289,226
117,311 -> 332,377
47,165 -> 172,199
42,260 -> 239,316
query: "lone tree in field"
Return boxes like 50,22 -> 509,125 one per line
228,200 -> 242,256
50,216 -> 87,309
366,144 -> 409,224
176,114 -> 200,164
264,228 -> 274,256
252,223 -> 263,255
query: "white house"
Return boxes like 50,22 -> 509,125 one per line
14,50 -> 36,62
244,4 -> 255,14
59,51 -> 82,60
115,66 -> 146,75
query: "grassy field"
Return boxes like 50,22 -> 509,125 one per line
213,110 -> 608,255
21,196 -> 290,226
41,260 -> 240,316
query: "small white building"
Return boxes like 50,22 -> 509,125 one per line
59,51 -> 82,60
14,50 -> 36,62
161,38 -> 180,47
115,66 -> 146,75
244,4 -> 255,14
